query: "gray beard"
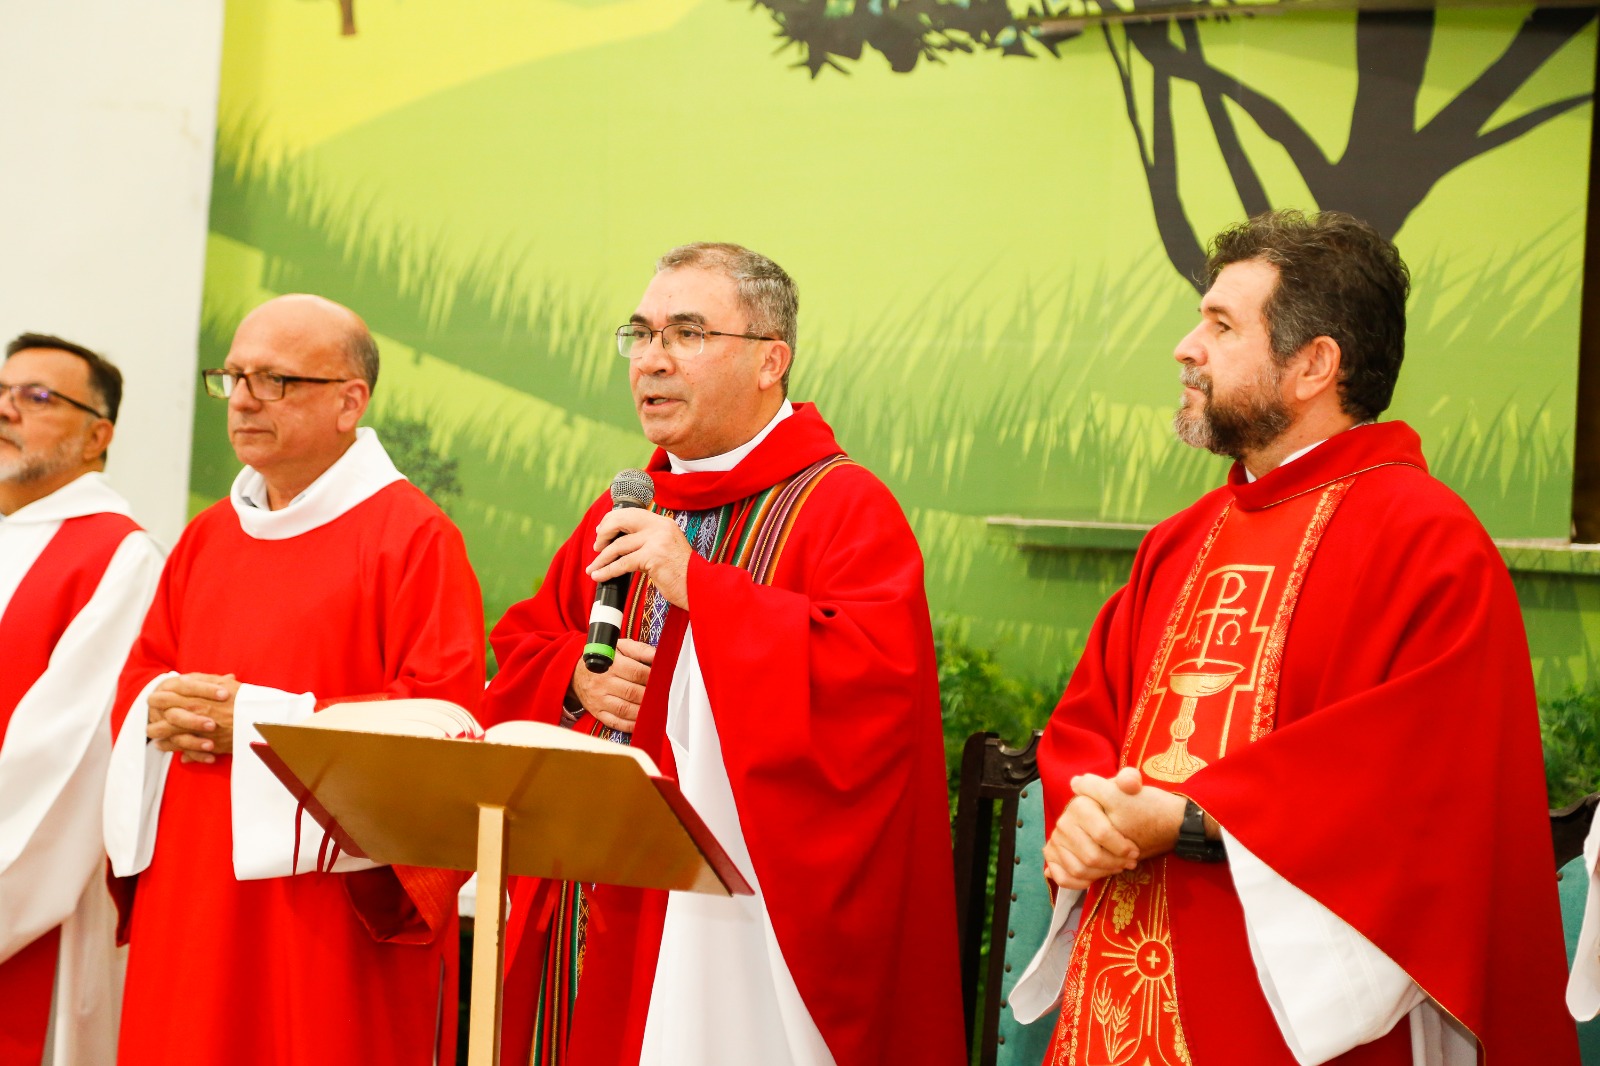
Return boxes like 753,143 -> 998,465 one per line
0,434 -> 79,487
1172,363 -> 1293,460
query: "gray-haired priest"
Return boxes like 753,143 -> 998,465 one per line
481,242 -> 966,1066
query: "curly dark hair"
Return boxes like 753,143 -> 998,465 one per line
1206,211 -> 1410,422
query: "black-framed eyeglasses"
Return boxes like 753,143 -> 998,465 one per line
0,382 -> 108,420
614,323 -> 778,359
201,368 -> 351,402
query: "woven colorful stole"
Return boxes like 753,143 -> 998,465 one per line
1046,477 -> 1352,1066
529,454 -> 854,1066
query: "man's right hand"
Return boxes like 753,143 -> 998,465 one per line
1043,786 -> 1142,891
569,638 -> 653,733
147,673 -> 239,765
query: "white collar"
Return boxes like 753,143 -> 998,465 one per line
229,427 -> 406,540
667,401 -> 794,474
0,470 -> 133,525
1245,421 -> 1373,483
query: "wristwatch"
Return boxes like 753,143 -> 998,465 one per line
1175,798 -> 1226,863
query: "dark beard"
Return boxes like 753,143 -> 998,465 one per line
1172,363 -> 1293,460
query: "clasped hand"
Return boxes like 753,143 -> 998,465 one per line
146,672 -> 240,765
1042,767 -> 1187,890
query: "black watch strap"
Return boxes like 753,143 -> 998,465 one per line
1175,798 -> 1226,863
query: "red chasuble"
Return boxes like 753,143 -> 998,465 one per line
110,482 -> 484,1066
484,403 -> 966,1066
1038,422 -> 1576,1065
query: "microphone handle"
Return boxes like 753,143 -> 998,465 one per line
583,572 -> 633,672
582,498 -> 648,673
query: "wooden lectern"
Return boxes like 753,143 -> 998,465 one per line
253,724 -> 751,1066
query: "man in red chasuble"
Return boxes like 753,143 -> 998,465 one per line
104,296 -> 485,1066
483,243 -> 965,1066
1011,212 -> 1577,1065
0,336 -> 163,1065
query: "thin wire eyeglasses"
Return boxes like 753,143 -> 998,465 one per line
0,382 -> 108,419
201,368 -> 351,402
614,323 -> 778,359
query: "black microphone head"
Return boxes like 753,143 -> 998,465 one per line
610,468 -> 654,508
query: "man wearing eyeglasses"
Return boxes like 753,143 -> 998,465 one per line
103,294 -> 484,1066
0,334 -> 163,1065
484,243 -> 964,1066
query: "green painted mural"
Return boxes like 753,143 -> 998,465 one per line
193,0 -> 1597,712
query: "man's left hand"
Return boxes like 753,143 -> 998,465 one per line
1070,767 -> 1187,860
147,673 -> 240,764
588,508 -> 693,610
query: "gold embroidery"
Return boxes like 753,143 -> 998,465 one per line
1251,478 -> 1352,738
1108,867 -> 1150,933
1163,1000 -> 1193,1066
1084,864 -> 1181,1066
1091,985 -> 1134,1062
1119,505 -> 1232,768
1134,562 -> 1273,781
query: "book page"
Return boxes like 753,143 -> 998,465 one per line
301,698 -> 484,740
484,719 -> 660,777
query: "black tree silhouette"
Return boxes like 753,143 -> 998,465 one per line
751,0 -> 1595,289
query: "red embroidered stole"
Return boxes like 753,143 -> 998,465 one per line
1047,478 -> 1352,1066
0,512 -> 138,746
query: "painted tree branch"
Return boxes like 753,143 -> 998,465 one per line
1422,7 -> 1594,150
1343,11 -> 1432,171
1476,92 -> 1594,154
1178,20 -> 1271,220
1111,24 -> 1210,287
1124,24 -> 1336,191
749,0 -> 1597,275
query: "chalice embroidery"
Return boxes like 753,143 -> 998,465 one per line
1143,567 -> 1268,783
1142,658 -> 1242,781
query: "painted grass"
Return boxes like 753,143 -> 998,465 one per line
198,130 -> 1583,684
211,120 -> 631,432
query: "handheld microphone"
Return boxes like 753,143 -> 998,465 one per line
583,468 -> 655,672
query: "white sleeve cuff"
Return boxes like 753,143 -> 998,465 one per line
1226,830 -> 1426,1065
231,684 -> 380,879
1567,816 -> 1600,1020
103,673 -> 176,878
1008,885 -> 1085,1024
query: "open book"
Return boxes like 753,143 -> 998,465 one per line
283,697 -> 664,772
252,699 -> 749,896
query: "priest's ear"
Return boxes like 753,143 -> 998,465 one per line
1288,335 -> 1343,407
81,416 -> 114,469
336,378 -> 371,434
757,339 -> 792,394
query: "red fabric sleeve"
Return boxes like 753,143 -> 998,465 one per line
480,495 -> 609,728
685,465 -> 966,1066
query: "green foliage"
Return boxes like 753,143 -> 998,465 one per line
1542,683 -> 1600,808
370,411 -> 463,511
937,626 -> 1063,803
